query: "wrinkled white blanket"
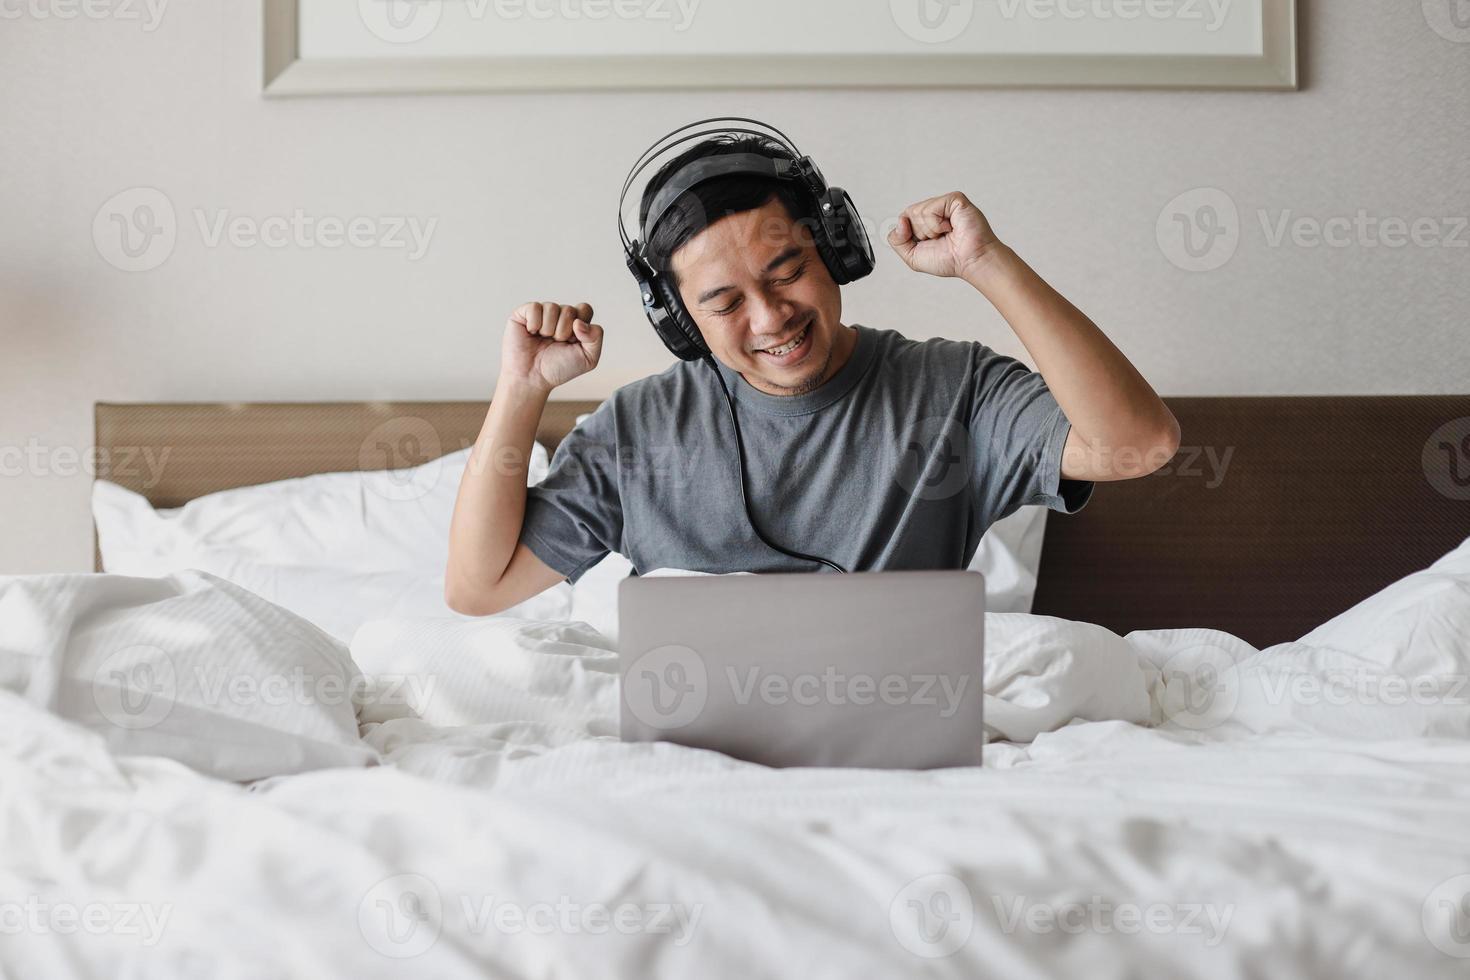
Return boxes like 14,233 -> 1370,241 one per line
5,679 -> 1469,979
5,541 -> 1470,979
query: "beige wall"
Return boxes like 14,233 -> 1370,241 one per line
2,1 -> 1468,573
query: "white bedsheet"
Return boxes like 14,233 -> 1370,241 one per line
4,540 -> 1470,978
4,644 -> 1469,977
5,692 -> 1470,978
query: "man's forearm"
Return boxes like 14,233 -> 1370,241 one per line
446,382 -> 549,596
963,243 -> 1179,470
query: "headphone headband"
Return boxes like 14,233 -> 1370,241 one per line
640,154 -> 798,258
617,117 -> 805,249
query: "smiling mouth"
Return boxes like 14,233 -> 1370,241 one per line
755,321 -> 811,359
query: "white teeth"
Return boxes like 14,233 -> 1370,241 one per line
762,326 -> 807,357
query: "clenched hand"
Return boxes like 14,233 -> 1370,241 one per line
500,301 -> 604,394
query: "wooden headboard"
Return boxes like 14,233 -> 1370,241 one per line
96,396 -> 1470,648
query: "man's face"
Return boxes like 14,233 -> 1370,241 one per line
671,196 -> 849,397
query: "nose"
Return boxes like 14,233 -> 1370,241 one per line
747,289 -> 797,341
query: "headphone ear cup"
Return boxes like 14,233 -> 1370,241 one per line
652,273 -> 710,360
813,188 -> 875,285
805,210 -> 851,286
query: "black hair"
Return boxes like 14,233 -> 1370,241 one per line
640,134 -> 815,279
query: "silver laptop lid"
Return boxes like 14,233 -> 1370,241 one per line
618,570 -> 985,769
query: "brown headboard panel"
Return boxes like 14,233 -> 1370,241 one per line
1032,396 -> 1470,646
95,397 -> 1469,647
93,400 -> 598,510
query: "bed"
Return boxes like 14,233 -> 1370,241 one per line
1,396 -> 1467,978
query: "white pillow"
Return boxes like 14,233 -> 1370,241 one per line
1131,537 -> 1470,740
984,613 -> 1152,743
93,442 -> 572,640
1298,534 -> 1470,677
94,442 -> 549,575
0,570 -> 377,781
1244,534 -> 1470,739
968,505 -> 1048,612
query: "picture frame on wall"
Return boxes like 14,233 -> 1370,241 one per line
263,0 -> 1298,97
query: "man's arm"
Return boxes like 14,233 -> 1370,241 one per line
445,301 -> 603,616
889,192 -> 1180,482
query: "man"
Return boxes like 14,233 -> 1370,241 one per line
446,132 -> 1179,615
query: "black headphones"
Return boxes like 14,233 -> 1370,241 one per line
617,116 -> 876,361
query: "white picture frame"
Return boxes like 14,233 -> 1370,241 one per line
263,0 -> 1297,97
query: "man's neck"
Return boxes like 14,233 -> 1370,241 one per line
739,323 -> 857,397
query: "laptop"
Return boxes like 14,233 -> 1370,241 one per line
618,570 -> 986,769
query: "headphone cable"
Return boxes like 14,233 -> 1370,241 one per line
703,356 -> 848,574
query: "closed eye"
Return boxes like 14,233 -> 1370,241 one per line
774,261 -> 808,286
707,260 -> 809,317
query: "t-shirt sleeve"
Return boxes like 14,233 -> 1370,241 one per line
968,345 -> 1095,520
518,402 -> 623,585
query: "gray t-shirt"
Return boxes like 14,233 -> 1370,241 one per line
520,324 -> 1093,583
